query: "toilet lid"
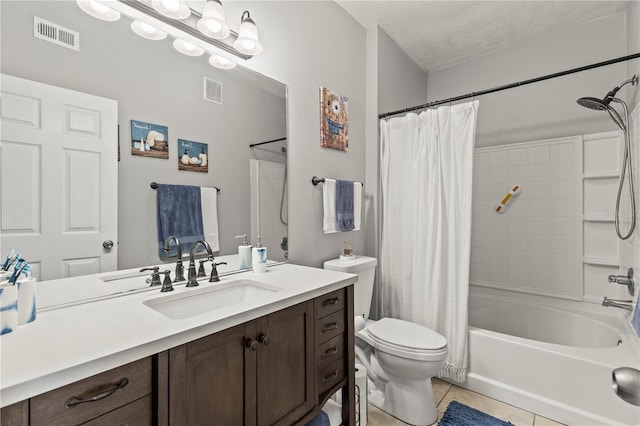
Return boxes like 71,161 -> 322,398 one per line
367,318 -> 447,351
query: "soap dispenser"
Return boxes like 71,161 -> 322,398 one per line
235,234 -> 252,270
252,236 -> 267,274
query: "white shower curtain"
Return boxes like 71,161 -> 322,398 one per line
379,101 -> 478,382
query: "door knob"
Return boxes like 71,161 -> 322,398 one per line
103,240 -> 114,250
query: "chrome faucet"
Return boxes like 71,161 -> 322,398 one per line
164,236 -> 185,282
602,297 -> 633,311
608,268 -> 635,296
187,240 -> 214,287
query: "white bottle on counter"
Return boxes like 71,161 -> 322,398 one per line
252,236 -> 267,274
235,234 -> 252,270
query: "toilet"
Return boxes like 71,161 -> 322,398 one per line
324,256 -> 447,426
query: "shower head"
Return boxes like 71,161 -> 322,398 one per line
577,96 -> 611,111
577,75 -> 638,111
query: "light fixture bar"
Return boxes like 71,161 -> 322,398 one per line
105,0 -> 252,60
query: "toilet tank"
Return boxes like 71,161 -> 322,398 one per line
324,256 -> 377,319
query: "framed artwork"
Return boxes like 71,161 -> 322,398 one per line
178,139 -> 208,173
320,86 -> 349,152
131,120 -> 169,159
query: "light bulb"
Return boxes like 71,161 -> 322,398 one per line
161,0 -> 180,12
89,0 -> 109,14
240,40 -> 255,51
206,20 -> 222,33
182,41 -> 196,51
139,22 -> 157,34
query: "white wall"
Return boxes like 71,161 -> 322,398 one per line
427,12 -> 628,148
230,1 -> 368,267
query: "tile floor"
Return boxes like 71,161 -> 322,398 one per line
365,378 -> 566,426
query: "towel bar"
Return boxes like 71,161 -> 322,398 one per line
312,176 -> 363,187
151,182 -> 220,192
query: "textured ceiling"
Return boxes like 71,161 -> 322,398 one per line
336,0 -> 631,72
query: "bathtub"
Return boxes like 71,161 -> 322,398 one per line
463,287 -> 640,425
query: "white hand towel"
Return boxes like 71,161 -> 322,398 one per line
354,182 -> 362,231
201,187 -> 220,251
323,178 -> 338,233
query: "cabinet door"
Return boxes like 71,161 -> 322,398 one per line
169,323 -> 255,426
256,301 -> 315,426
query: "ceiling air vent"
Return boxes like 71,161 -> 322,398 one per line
204,77 -> 223,105
34,17 -> 79,51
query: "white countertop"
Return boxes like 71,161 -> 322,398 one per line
0,260 -> 357,407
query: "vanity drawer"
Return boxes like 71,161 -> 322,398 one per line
30,357 -> 152,426
81,395 -> 152,426
316,310 -> 345,344
315,288 -> 346,319
317,334 -> 344,370
318,359 -> 345,396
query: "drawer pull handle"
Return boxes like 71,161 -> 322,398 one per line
322,369 -> 339,383
321,346 -> 338,358
322,322 -> 339,332
65,378 -> 129,408
322,297 -> 339,307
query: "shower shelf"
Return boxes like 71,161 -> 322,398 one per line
582,215 -> 615,222
582,172 -> 620,179
582,256 -> 619,267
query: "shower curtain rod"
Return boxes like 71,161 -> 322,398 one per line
249,137 -> 287,148
379,52 -> 640,119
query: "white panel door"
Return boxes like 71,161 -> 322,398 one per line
0,74 -> 118,280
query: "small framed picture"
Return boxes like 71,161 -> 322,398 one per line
131,120 -> 169,159
320,87 -> 349,152
178,139 -> 208,173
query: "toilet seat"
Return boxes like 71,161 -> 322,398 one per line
362,318 -> 448,362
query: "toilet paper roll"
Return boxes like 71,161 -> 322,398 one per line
354,315 -> 365,332
355,363 -> 368,426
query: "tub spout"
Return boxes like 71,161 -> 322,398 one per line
602,297 -> 633,311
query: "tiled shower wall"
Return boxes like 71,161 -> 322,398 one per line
471,131 -> 629,303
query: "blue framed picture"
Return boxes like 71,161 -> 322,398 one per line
131,120 -> 169,159
178,139 -> 208,173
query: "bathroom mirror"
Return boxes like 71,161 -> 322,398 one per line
0,1 -> 287,283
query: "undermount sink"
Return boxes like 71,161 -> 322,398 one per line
143,279 -> 283,320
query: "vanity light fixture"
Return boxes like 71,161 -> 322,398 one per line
173,39 -> 205,56
131,20 -> 167,40
77,0 -> 262,70
76,0 -> 121,22
151,0 -> 190,20
209,54 -> 236,70
197,0 -> 230,40
233,11 -> 262,55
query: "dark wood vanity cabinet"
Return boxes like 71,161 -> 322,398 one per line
166,285 -> 355,426
0,285 -> 355,426
168,301 -> 315,426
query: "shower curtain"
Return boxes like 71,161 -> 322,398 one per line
379,101 -> 478,382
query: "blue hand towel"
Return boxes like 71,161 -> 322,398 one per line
156,184 -> 205,258
336,179 -> 354,232
305,411 -> 330,426
632,299 -> 640,337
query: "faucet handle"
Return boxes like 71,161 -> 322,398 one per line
198,259 -> 208,277
160,270 -> 174,292
209,261 -> 227,282
141,267 -> 161,286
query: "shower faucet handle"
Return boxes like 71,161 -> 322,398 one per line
608,267 -> 635,296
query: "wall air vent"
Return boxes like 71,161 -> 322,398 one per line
204,77 -> 223,105
34,17 -> 80,51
